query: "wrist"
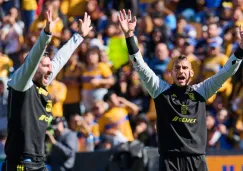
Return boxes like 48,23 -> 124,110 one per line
125,30 -> 134,38
44,28 -> 51,35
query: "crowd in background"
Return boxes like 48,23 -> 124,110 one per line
0,0 -> 243,165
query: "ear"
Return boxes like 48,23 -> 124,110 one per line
190,69 -> 194,78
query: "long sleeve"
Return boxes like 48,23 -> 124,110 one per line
47,33 -> 84,84
8,30 -> 52,91
126,36 -> 170,98
193,53 -> 242,100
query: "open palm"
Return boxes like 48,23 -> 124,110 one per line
45,9 -> 59,33
79,12 -> 93,37
118,9 -> 137,34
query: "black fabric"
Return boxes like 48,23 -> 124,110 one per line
234,47 -> 243,59
154,84 -> 207,156
5,85 -> 52,162
159,155 -> 208,171
1,160 -> 48,171
106,141 -> 145,171
125,36 -> 139,55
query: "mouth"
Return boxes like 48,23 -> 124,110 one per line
177,75 -> 186,83
43,74 -> 51,84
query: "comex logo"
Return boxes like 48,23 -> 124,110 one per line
39,115 -> 52,123
172,116 -> 197,124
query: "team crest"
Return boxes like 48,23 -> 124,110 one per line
188,92 -> 195,101
46,100 -> 52,112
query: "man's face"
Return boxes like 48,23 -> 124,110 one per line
109,93 -> 120,107
172,59 -> 193,86
33,56 -> 52,87
155,44 -> 169,60
87,52 -> 99,65
208,24 -> 218,38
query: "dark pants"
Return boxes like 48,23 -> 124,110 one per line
1,160 -> 48,171
159,155 -> 208,171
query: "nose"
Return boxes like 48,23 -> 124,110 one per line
178,67 -> 183,73
48,64 -> 52,73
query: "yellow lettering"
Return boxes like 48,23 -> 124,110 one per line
172,116 -> 179,121
39,115 -> 45,120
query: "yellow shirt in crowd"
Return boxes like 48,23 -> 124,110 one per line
60,0 -> 87,17
57,63 -> 83,104
98,107 -> 134,141
30,19 -> 64,47
81,62 -> 113,90
21,0 -> 37,10
202,54 -> 232,104
47,80 -> 67,117
0,54 -> 13,77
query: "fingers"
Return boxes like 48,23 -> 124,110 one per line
84,12 -> 88,22
119,10 -> 124,20
89,26 -> 93,32
117,15 -> 122,23
122,9 -> 126,20
128,9 -> 132,21
133,16 -> 137,23
87,15 -> 91,26
54,17 -> 59,24
46,9 -> 50,21
79,19 -> 83,25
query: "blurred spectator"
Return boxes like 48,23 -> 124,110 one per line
0,80 -> 7,131
207,113 -> 217,149
0,47 -> 13,78
1,7 -> 24,69
21,0 -> 37,31
0,130 -> 7,159
60,0 -> 87,18
81,47 -> 114,111
223,27 -> 239,57
83,112 -> 100,144
92,100 -> 108,121
98,91 -> 139,142
86,0 -> 101,27
149,43 -> 170,76
47,117 -> 78,171
125,70 -> 149,113
57,52 -> 82,121
107,23 -> 129,70
133,115 -> 154,146
214,109 -> 238,150
47,79 -> 67,117
30,0 -> 64,47
219,2 -> 233,35
201,39 -> 232,105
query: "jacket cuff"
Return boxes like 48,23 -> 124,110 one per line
126,36 -> 139,55
234,47 -> 243,59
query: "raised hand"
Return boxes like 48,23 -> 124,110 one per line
79,12 -> 93,37
44,8 -> 59,34
239,25 -> 243,49
118,9 -> 137,37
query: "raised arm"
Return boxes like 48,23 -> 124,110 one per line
118,9 -> 170,99
8,9 -> 58,91
48,12 -> 93,84
193,26 -> 243,100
